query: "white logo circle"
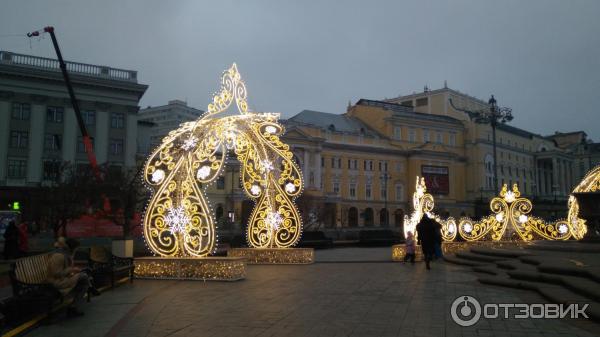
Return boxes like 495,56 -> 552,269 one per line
451,295 -> 481,327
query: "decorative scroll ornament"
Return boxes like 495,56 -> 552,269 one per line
403,176 -> 457,242
457,184 -> 573,242
404,176 -> 587,243
143,64 -> 303,257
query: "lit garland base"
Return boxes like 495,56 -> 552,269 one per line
392,241 -> 532,261
441,241 -> 532,255
391,244 -> 423,262
227,248 -> 314,264
134,257 -> 246,281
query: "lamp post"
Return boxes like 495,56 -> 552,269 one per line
450,95 -> 513,193
380,171 -> 391,227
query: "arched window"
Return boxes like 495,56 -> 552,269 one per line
364,208 -> 374,227
394,209 -> 404,228
216,204 -> 224,220
379,208 -> 389,227
348,207 -> 358,227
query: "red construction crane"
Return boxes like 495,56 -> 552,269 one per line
27,26 -> 102,180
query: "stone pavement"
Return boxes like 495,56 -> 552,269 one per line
26,248 -> 600,337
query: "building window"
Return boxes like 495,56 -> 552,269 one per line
416,97 -> 428,106
43,161 -> 61,180
395,184 -> 404,201
77,137 -> 95,153
7,159 -> 27,178
11,103 -> 30,120
109,138 -> 124,155
349,183 -> 356,198
364,160 -> 373,171
321,157 -> 324,167
217,176 -> 225,189
111,112 -> 125,128
393,126 -> 402,140
380,187 -> 387,199
423,129 -> 430,143
83,110 -> 96,125
449,133 -> 456,146
333,182 -> 340,195
47,106 -> 64,123
10,131 -> 28,148
338,158 -> 342,169
44,134 -> 61,151
409,129 -> 416,142
365,184 -> 372,199
435,132 -> 443,144
508,166 -> 512,176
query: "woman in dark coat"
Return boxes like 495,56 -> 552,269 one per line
416,216 -> 436,270
3,221 -> 19,259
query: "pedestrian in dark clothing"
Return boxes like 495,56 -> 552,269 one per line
433,221 -> 443,259
403,231 -> 416,264
416,216 -> 436,270
3,221 -> 19,259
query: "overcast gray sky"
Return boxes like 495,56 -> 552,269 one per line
1,0 -> 599,139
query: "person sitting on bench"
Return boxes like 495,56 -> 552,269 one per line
47,237 -> 99,317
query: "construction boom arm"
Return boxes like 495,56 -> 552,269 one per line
27,26 -> 101,180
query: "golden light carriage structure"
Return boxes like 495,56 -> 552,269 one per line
136,64 -> 312,279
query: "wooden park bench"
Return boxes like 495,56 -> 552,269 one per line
6,253 -> 83,324
88,246 -> 134,288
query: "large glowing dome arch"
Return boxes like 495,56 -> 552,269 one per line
142,64 -> 303,257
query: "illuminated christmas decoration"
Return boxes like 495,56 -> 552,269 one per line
403,176 -> 457,242
402,176 -> 587,243
143,63 -> 303,257
457,184 -> 577,242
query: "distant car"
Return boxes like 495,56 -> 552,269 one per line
0,211 -> 21,241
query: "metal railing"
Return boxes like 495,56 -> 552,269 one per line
0,51 -> 137,83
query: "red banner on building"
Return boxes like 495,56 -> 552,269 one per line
421,165 -> 449,195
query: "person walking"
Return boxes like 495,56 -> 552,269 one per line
416,215 -> 436,270
3,221 -> 19,259
403,231 -> 416,264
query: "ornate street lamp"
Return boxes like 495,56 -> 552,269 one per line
450,95 -> 513,192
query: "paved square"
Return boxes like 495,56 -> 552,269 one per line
27,248 -> 599,337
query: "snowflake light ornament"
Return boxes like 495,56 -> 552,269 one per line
261,160 -> 274,172
285,182 -> 296,193
265,211 -> 283,231
164,206 -> 190,234
181,136 -> 198,151
151,169 -> 165,183
197,166 -> 211,180
250,184 -> 261,196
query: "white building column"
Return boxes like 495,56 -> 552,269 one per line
27,104 -> 45,184
314,151 -> 322,189
124,113 -> 138,168
95,111 -> 109,164
62,107 -> 77,164
0,101 -> 10,182
552,158 -> 558,197
302,149 -> 311,187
